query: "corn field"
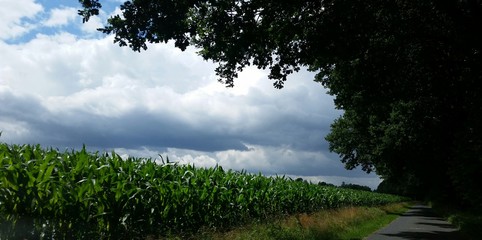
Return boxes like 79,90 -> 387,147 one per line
0,143 -> 406,239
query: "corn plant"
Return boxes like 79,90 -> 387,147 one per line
0,143 -> 407,239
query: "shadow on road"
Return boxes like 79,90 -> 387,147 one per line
418,221 -> 458,229
400,205 -> 437,217
366,204 -> 465,240
380,230 -> 461,240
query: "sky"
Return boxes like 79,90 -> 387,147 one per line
0,0 -> 381,189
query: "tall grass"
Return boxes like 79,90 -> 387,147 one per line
0,143 -> 407,239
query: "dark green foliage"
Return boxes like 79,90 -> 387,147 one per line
340,182 -> 372,192
318,181 -> 335,187
0,143 -> 406,239
320,1 -> 482,207
77,0 -> 482,208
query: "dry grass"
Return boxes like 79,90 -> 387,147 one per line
178,202 -> 410,240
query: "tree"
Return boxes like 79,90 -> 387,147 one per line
340,182 -> 372,192
78,0 -> 482,208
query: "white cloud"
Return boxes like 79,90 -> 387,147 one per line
112,144 -> 381,189
213,144 -> 339,175
0,0 -> 43,40
1,32 -> 338,152
79,7 -> 113,36
43,7 -> 78,27
0,119 -> 30,141
216,144 -> 273,170
175,154 -> 219,168
114,144 -> 351,178
0,32 -> 84,96
80,14 -> 104,34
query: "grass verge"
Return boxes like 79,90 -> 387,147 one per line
431,202 -> 482,240
163,202 -> 411,240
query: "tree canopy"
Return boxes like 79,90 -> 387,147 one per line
79,0 -> 482,208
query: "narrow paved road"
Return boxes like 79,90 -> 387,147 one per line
365,204 -> 463,240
